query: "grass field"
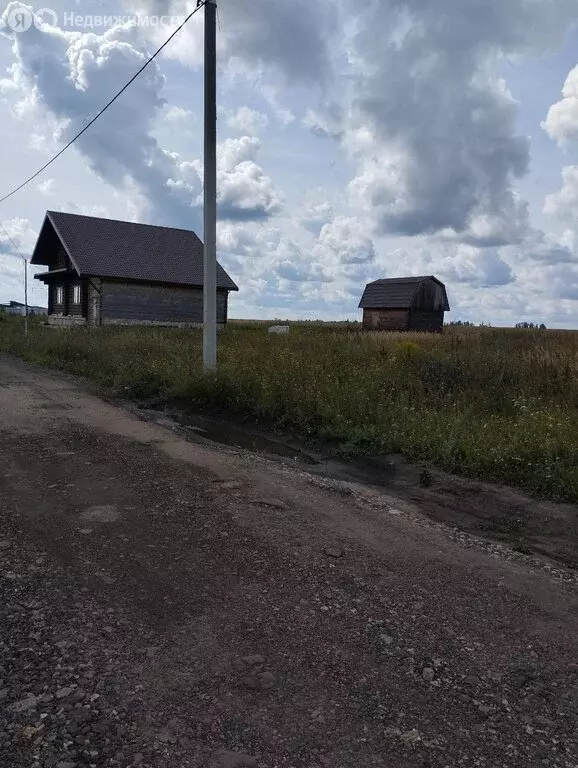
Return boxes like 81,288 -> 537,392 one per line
2,315 -> 578,502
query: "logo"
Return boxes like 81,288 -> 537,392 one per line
4,4 -> 58,33
5,4 -> 33,31
34,7 -> 58,27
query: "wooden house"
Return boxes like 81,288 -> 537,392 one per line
31,211 -> 238,327
359,276 -> 450,332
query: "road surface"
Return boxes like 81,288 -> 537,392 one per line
0,356 -> 576,768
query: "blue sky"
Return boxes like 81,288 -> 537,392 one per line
0,0 -> 578,326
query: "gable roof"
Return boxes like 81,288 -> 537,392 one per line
31,211 -> 238,291
358,276 -> 449,309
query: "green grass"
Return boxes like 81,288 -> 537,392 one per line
2,314 -> 578,502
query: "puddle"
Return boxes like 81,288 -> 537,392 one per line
178,413 -> 319,465
136,406 -> 319,466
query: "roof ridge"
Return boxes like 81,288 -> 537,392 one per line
47,210 -> 199,236
370,275 -> 432,283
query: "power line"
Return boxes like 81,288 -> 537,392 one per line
0,220 -> 29,336
0,2 -> 206,206
0,221 -> 26,261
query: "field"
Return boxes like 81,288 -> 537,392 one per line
2,316 -> 578,502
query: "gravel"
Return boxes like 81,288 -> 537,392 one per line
1,357 -> 577,768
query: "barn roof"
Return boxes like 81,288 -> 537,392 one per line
358,276 -> 449,310
31,211 -> 239,291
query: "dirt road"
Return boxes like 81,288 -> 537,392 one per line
0,356 -> 576,768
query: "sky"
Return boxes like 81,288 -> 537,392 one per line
0,0 -> 578,326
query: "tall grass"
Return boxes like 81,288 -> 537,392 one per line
2,316 -> 578,502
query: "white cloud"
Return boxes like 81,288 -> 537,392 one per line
310,0 -> 578,246
544,165 -> 578,222
542,65 -> 578,148
438,245 -> 514,288
300,189 -> 334,235
135,0 -> 334,86
227,106 -> 269,134
261,85 -> 295,126
0,217 -> 36,255
215,137 -> 283,221
36,178 -> 56,195
164,105 -> 194,123
0,217 -> 45,305
0,6 -> 282,229
315,216 -> 375,267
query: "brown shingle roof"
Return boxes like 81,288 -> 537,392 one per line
31,211 -> 239,291
359,276 -> 448,309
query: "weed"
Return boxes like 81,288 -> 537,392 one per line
2,318 -> 578,501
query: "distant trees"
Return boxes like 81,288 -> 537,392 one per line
447,320 -> 492,327
448,320 -> 548,330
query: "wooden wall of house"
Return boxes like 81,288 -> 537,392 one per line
413,279 -> 447,312
100,281 -> 228,325
54,247 -> 69,270
363,309 -> 409,331
87,279 -> 101,327
408,310 -> 445,333
66,282 -> 83,317
50,284 -> 65,315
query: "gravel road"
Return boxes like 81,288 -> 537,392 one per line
0,356 -> 577,768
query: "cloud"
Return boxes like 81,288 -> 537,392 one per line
315,216 -> 375,266
0,217 -> 46,305
1,6 -> 192,226
136,0 -> 334,86
542,65 -> 578,148
439,245 -> 515,288
544,165 -> 578,222
311,0 -> 578,245
215,137 -> 283,221
226,106 -> 269,134
300,189 -> 334,235
260,85 -> 295,126
0,5 -> 282,229
0,217 -> 36,255
164,105 -> 194,122
343,65 -> 529,241
375,240 -> 515,289
36,178 -> 56,195
518,228 -> 578,265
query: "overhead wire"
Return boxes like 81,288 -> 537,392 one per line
0,221 -> 26,261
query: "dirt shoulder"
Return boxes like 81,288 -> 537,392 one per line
0,355 -> 577,768
130,403 -> 578,571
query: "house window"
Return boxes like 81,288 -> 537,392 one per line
55,286 -> 64,305
73,285 -> 81,305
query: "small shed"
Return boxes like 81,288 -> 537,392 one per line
359,276 -> 450,333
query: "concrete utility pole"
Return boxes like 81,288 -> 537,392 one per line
24,256 -> 28,338
202,0 -> 217,371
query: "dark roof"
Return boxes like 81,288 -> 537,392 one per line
358,276 -> 448,309
31,211 -> 238,291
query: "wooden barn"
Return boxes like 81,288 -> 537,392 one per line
31,211 -> 238,328
359,276 -> 450,332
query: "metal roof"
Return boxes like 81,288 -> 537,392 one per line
31,211 -> 239,291
358,276 -> 448,309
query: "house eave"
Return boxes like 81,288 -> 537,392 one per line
82,274 -> 239,292
34,268 -> 78,284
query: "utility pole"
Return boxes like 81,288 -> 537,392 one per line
23,256 -> 28,338
202,0 -> 217,371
